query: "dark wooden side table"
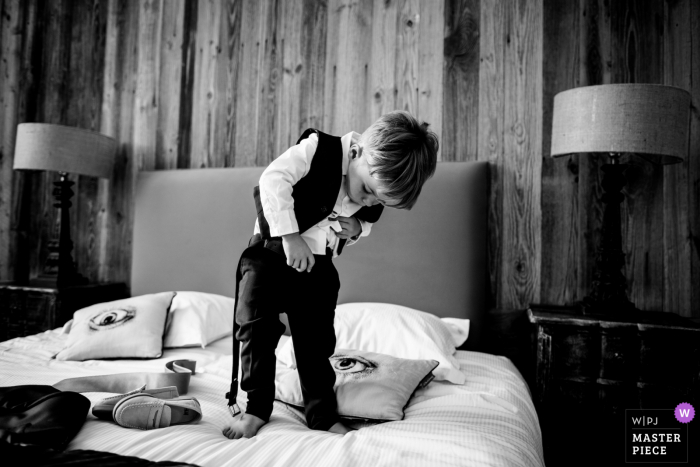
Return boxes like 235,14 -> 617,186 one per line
0,282 -> 129,341
529,304 -> 700,465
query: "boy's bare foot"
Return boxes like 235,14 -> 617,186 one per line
222,412 -> 266,439
327,421 -> 355,435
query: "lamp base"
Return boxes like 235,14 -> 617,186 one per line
31,174 -> 89,289
580,158 -> 635,316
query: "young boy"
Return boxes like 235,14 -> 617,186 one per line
222,110 -> 438,439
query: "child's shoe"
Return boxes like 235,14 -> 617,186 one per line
113,393 -> 202,430
92,386 -> 179,421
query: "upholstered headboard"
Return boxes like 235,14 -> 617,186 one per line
131,162 -> 488,348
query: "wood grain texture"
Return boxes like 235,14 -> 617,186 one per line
33,0 -> 72,281
134,0 -> 160,173
0,0 -> 26,282
663,0 -> 692,316
191,0 -> 220,168
233,0 -> 265,167
255,0 -> 281,167
541,0 -> 580,306
443,0 -> 478,162
417,0 -> 443,160
477,0 -> 504,310
96,0 -> 140,283
691,0 -> 700,316
190,0 -> 241,168
156,0 -> 185,170
395,0 -> 419,119
1,0 -> 18,281
176,0 -> 197,169
298,0 -> 327,133
369,0 -> 398,124
577,0 -> 607,306
501,0 -> 542,310
324,0 -> 374,136
611,0 -> 665,312
71,0 -> 108,283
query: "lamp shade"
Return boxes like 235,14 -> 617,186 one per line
550,84 -> 691,164
13,123 -> 117,178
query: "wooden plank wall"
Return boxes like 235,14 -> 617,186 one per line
0,0 -> 698,318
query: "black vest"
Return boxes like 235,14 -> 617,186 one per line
254,129 -> 383,253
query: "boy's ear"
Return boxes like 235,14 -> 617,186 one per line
350,144 -> 363,159
350,144 -> 362,159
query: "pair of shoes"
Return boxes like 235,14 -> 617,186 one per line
92,386 -> 180,421
113,393 -> 202,430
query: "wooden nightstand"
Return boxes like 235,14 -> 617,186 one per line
529,304 -> 700,465
0,282 -> 129,341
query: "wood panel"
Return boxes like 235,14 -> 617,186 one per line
541,0 -> 580,306
96,0 -> 140,283
324,0 -> 374,137
0,0 -> 698,318
155,0 -> 185,170
477,0 -> 504,309
443,0 -> 478,162
690,0 -> 700,315
0,0 -> 29,282
501,0 -> 542,310
612,0 -> 665,312
479,0 -> 543,311
663,0 -> 693,316
70,0 -> 108,283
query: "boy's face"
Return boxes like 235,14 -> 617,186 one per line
346,145 -> 394,207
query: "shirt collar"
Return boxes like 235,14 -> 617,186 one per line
340,131 -> 361,176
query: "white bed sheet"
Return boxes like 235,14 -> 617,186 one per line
0,330 -> 544,467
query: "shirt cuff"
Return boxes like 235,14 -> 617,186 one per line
345,219 -> 372,247
267,208 -> 299,237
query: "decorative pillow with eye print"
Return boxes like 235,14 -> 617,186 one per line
275,349 -> 439,422
55,292 -> 176,361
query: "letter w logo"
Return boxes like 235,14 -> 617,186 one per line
680,409 -> 690,417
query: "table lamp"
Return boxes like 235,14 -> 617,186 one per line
13,123 -> 117,288
550,84 -> 691,315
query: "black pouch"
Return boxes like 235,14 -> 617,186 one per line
0,385 -> 90,451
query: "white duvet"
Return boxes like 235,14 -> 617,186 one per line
0,330 -> 544,467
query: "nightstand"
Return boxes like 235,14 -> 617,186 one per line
0,282 -> 129,341
529,304 -> 700,465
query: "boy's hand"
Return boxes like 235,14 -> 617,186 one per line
336,216 -> 362,239
282,233 -> 315,272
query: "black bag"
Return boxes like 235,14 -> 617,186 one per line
0,385 -> 90,451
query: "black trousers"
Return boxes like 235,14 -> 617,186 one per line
235,237 -> 340,431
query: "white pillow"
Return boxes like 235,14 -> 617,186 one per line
276,349 -> 438,421
164,292 -> 235,348
442,317 -> 470,347
56,292 -> 174,361
277,303 -> 467,384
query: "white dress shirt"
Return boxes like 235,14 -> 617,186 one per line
254,132 -> 373,257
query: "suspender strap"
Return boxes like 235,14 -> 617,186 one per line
225,236 -> 251,418
53,359 -> 196,395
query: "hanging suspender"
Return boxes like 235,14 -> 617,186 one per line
225,253 -> 244,418
225,324 -> 241,417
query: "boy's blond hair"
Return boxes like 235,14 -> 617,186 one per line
359,110 -> 438,210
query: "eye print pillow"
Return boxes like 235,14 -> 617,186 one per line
56,292 -> 175,361
275,349 -> 438,422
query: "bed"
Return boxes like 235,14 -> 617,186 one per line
0,161 -> 544,467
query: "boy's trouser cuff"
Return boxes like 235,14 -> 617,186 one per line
244,402 -> 272,424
